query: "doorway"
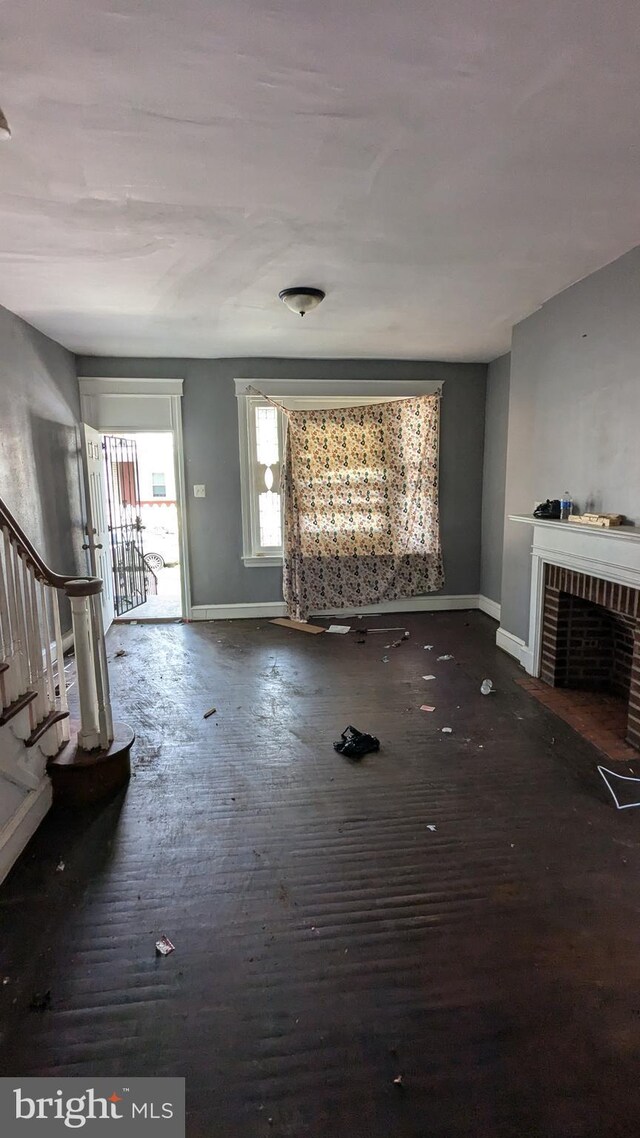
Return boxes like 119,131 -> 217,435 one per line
82,426 -> 186,625
115,431 -> 183,621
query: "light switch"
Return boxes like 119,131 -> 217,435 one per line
193,484 -> 206,498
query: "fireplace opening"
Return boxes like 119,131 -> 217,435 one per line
553,595 -> 634,699
540,565 -> 640,753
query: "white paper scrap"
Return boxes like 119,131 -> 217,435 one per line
327,624 -> 351,634
422,675 -> 436,681
441,727 -> 453,734
437,654 -> 454,661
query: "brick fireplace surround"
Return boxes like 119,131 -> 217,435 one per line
540,565 -> 640,750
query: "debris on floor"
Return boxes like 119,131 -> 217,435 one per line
333,725 -> 380,759
420,705 -> 436,712
381,655 -> 390,663
441,727 -> 453,733
114,648 -> 127,658
480,679 -> 494,695
598,766 -> 640,810
203,707 -> 217,719
327,624 -> 351,633
155,935 -> 176,956
2,976 -> 10,985
29,990 -> 51,1011
367,626 -> 405,634
437,654 -> 454,661
56,859 -> 65,872
269,618 -> 325,634
357,637 -> 366,645
422,674 -> 436,681
393,1075 -> 404,1087
423,644 -> 433,650
427,824 -> 437,831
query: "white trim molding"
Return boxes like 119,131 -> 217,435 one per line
79,377 -> 184,397
496,626 -> 526,664
478,595 -> 501,621
0,779 -> 52,886
234,378 -> 443,400
190,593 -> 480,621
502,514 -> 640,676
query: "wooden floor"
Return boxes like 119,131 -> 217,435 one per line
2,611 -> 640,1137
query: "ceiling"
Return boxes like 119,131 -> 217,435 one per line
0,0 -> 639,361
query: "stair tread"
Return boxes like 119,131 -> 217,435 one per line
0,689 -> 37,726
25,708 -> 70,748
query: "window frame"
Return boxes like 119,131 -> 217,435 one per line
236,380 -> 443,567
151,471 -> 167,498
238,395 -> 287,566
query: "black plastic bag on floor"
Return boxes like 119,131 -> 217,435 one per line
333,725 -> 380,760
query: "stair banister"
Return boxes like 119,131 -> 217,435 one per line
0,495 -> 113,754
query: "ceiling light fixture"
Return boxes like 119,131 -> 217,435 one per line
278,286 -> 325,317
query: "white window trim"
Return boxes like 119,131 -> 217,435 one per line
236,379 -> 444,567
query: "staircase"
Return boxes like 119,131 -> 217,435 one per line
0,497 -> 134,885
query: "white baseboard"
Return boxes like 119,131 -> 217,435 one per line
190,594 -> 482,621
496,626 -> 526,664
478,595 -> 501,621
0,778 -> 52,886
190,601 -> 287,620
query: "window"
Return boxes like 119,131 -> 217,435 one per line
152,472 -> 167,498
238,396 -> 286,565
236,380 -> 443,566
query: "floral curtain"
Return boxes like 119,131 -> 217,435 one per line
282,394 -> 444,621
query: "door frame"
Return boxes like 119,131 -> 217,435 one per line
79,379 -> 191,621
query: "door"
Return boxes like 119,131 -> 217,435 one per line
81,424 -> 115,631
102,434 -> 148,617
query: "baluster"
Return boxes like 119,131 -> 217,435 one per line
3,530 -> 21,704
0,534 -> 10,710
39,580 -> 56,713
29,566 -> 47,724
89,589 -> 113,749
51,585 -> 70,745
67,586 -> 101,750
10,540 -> 29,698
20,555 -> 41,728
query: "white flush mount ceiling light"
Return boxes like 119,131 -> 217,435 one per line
0,107 -> 11,140
278,287 -> 325,317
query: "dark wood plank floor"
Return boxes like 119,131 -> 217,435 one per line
2,611 -> 640,1137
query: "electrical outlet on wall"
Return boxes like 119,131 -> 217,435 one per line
193,484 -> 206,498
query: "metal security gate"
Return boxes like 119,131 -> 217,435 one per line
103,434 -> 148,616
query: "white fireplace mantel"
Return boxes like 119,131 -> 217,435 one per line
506,515 -> 640,675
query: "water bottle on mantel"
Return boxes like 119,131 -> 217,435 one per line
560,490 -> 573,520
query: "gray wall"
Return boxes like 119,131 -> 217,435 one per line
0,305 -> 85,625
480,353 -> 510,606
501,244 -> 640,640
77,356 -> 487,607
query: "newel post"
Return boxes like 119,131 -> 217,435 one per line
65,578 -> 107,751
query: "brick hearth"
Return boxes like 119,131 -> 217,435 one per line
540,564 -> 640,751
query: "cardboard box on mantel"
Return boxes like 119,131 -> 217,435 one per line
569,513 -> 624,528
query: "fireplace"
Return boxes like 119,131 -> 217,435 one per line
505,515 -> 640,758
540,565 -> 640,749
